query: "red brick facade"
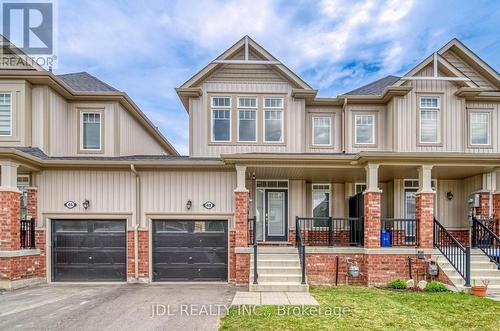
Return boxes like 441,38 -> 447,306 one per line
0,254 -> 45,281
416,193 -> 434,249
0,191 -> 21,250
234,191 -> 249,247
235,253 -> 250,284
494,193 -> 500,236
306,253 -> 366,285
448,230 -> 469,246
27,188 -> 38,220
364,192 -> 381,248
127,230 -> 149,280
475,192 -> 491,219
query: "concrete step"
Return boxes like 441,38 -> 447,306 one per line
440,268 -> 500,278
254,260 -> 301,268
250,266 -> 302,274
251,254 -> 299,261
447,276 -> 500,286
249,282 -> 309,292
456,284 -> 500,292
436,260 -> 497,269
433,255 -> 492,263
252,247 -> 298,254
254,274 -> 303,283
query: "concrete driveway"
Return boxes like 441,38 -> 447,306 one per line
0,284 -> 238,331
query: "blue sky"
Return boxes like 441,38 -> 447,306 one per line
54,0 -> 500,155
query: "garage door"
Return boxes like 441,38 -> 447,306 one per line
153,220 -> 228,281
52,220 -> 126,282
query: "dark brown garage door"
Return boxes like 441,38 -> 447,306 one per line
152,220 -> 228,281
52,220 -> 126,282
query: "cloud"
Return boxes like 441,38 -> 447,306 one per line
54,0 -> 500,154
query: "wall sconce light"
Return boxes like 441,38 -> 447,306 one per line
186,200 -> 192,210
446,192 -> 454,200
251,172 -> 256,180
82,199 -> 90,210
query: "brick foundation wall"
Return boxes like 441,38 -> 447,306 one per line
416,193 -> 434,249
127,230 -> 149,280
365,254 -> 427,286
235,253 -> 250,284
448,230 -> 469,246
0,191 -> 21,250
475,192 -> 491,219
0,254 -> 45,280
27,188 -> 37,220
364,192 -> 381,248
494,193 -> 500,236
306,253 -> 366,285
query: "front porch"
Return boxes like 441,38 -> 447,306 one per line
230,156 -> 500,288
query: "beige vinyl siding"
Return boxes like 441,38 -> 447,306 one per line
206,64 -> 287,83
395,65 -> 466,152
31,86 -> 49,152
118,104 -> 166,155
37,169 -> 136,227
442,50 -> 495,89
305,107 -> 342,153
47,88 -> 69,155
191,80 -> 304,157
332,183 -> 346,218
436,179 -> 466,228
0,80 -> 30,147
289,179 -> 307,228
141,170 -> 235,226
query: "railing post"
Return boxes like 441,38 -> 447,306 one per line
328,217 -> 333,247
30,219 -> 35,248
471,218 -> 477,248
465,246 -> 471,287
295,216 -> 299,247
253,242 -> 258,284
301,245 -> 306,284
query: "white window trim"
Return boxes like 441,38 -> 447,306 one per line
469,111 -> 491,146
312,184 -> 331,227
354,183 -> 367,194
237,97 -> 257,143
210,96 -> 232,143
354,114 -> 375,145
17,174 -> 30,191
418,96 -> 441,144
263,98 -> 284,143
80,111 -> 102,151
312,116 -> 332,146
0,92 -> 12,137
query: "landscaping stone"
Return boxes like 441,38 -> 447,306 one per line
406,279 -> 415,289
417,280 -> 427,290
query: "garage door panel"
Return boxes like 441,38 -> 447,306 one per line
153,220 -> 228,282
52,220 -> 126,282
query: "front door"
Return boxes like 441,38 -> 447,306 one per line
265,189 -> 288,241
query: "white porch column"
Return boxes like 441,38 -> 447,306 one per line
417,165 -> 434,194
235,165 -> 248,192
0,160 -> 20,192
365,163 -> 381,193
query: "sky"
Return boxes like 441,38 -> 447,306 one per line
53,0 -> 500,155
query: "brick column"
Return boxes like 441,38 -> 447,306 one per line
364,192 -> 381,248
27,187 -> 38,220
494,193 -> 500,236
0,190 -> 21,250
416,193 -> 434,249
234,191 -> 249,247
474,192 -> 491,219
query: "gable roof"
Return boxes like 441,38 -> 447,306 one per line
57,72 -> 119,92
343,75 -> 400,96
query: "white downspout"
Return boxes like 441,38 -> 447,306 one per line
130,164 -> 141,280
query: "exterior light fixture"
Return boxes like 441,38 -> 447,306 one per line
82,199 -> 90,210
251,172 -> 256,180
186,200 -> 192,210
446,192 -> 454,200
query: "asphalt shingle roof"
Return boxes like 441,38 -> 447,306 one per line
56,72 -> 119,92
343,75 -> 400,96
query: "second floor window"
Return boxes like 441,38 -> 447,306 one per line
211,97 -> 231,142
0,93 -> 12,136
469,112 -> 491,146
354,114 -> 374,145
264,98 -> 283,142
312,116 -> 331,146
81,112 -> 101,150
238,97 -> 257,142
419,97 -> 439,144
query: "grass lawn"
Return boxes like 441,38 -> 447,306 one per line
219,286 -> 500,331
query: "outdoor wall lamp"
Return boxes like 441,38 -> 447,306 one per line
82,199 -> 90,210
186,200 -> 192,210
446,192 -> 454,200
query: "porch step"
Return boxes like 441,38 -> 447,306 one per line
249,282 -> 309,292
254,274 -> 303,283
251,266 -> 302,274
440,268 -> 500,278
250,253 -> 299,261
254,260 -> 301,268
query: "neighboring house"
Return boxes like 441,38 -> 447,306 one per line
0,36 -> 499,292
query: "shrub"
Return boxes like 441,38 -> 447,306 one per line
388,279 -> 407,290
426,281 -> 448,292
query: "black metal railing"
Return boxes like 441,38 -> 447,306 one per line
296,217 -> 363,247
434,218 -> 470,286
247,217 -> 256,246
295,218 -> 306,284
472,217 -> 500,268
380,218 -> 418,247
20,219 -> 35,249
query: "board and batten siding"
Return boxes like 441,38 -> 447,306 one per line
0,80 -> 31,147
395,65 -> 467,153
141,170 -> 236,226
37,169 -> 136,227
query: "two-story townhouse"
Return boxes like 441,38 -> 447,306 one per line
1,36 -> 499,292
